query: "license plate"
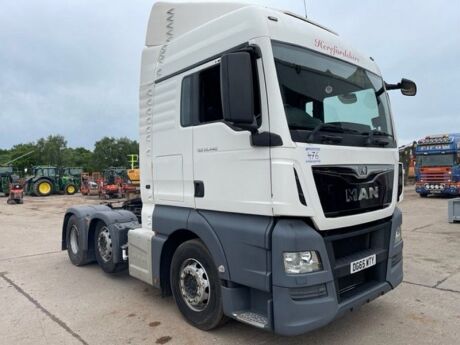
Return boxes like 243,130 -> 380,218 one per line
350,254 -> 376,274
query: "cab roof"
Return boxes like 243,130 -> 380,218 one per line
146,2 -> 338,46
147,2 -> 380,77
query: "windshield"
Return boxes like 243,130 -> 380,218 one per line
416,154 -> 456,167
273,42 -> 395,147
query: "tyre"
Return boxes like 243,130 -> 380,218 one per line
66,215 -> 88,266
170,239 -> 227,331
33,179 -> 53,197
65,184 -> 77,195
420,194 -> 428,198
94,222 -> 125,273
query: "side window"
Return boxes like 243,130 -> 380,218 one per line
181,55 -> 261,128
181,75 -> 194,127
181,65 -> 223,127
199,65 -> 223,123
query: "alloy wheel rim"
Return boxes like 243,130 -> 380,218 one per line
70,225 -> 79,255
97,226 -> 112,263
179,258 -> 210,312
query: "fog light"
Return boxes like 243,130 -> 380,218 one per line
395,226 -> 402,244
283,251 -> 322,274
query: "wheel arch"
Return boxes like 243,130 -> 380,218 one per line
33,176 -> 53,184
61,205 -> 113,252
159,229 -> 199,296
153,207 -> 231,295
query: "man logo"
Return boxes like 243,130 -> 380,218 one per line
346,186 -> 379,203
358,165 -> 368,177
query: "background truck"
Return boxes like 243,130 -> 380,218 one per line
415,134 -> 460,197
25,166 -> 79,196
61,2 -> 415,336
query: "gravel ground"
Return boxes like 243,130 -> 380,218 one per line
0,189 -> 459,345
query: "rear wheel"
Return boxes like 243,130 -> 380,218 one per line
34,179 -> 53,196
94,222 -> 125,273
170,239 -> 227,331
65,184 -> 77,195
66,215 -> 88,266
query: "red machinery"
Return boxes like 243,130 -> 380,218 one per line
81,172 -> 101,196
98,168 -> 126,200
7,181 -> 24,205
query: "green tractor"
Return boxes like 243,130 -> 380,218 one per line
61,167 -> 83,190
0,166 -> 14,196
25,166 -> 79,197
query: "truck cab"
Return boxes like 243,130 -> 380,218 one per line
62,2 -> 416,336
415,134 -> 460,197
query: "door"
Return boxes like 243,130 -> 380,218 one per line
184,57 -> 272,216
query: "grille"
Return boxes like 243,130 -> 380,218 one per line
313,165 -> 394,218
323,219 -> 391,303
332,232 -> 370,260
419,172 -> 450,183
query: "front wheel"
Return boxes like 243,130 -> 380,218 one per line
420,193 -> 428,198
170,239 -> 227,331
65,184 -> 77,195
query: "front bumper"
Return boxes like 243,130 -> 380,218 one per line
416,184 -> 460,195
270,209 -> 403,336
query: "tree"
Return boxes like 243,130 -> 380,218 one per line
6,143 -> 37,174
36,135 -> 67,167
92,137 -> 139,171
1,135 -> 139,175
62,147 -> 94,172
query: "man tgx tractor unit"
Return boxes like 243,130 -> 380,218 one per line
415,134 -> 460,197
61,2 -> 416,336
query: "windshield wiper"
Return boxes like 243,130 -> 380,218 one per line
306,123 -> 345,143
362,130 -> 394,147
306,123 -> 364,144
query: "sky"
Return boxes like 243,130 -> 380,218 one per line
0,0 -> 459,149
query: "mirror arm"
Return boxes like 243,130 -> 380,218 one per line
384,82 -> 402,91
229,119 -> 259,134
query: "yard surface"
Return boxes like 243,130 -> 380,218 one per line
0,190 -> 459,345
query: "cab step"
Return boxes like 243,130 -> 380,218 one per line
232,311 -> 269,329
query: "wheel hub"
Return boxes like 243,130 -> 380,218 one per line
97,227 -> 112,263
70,225 -> 79,255
179,259 -> 210,312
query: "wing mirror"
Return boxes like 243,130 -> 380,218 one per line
386,78 -> 417,96
220,52 -> 257,132
400,78 -> 417,96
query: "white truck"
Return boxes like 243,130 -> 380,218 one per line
62,2 -> 416,336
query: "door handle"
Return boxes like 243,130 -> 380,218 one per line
194,181 -> 205,198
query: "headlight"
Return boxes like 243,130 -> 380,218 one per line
283,251 -> 322,274
395,226 -> 402,243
